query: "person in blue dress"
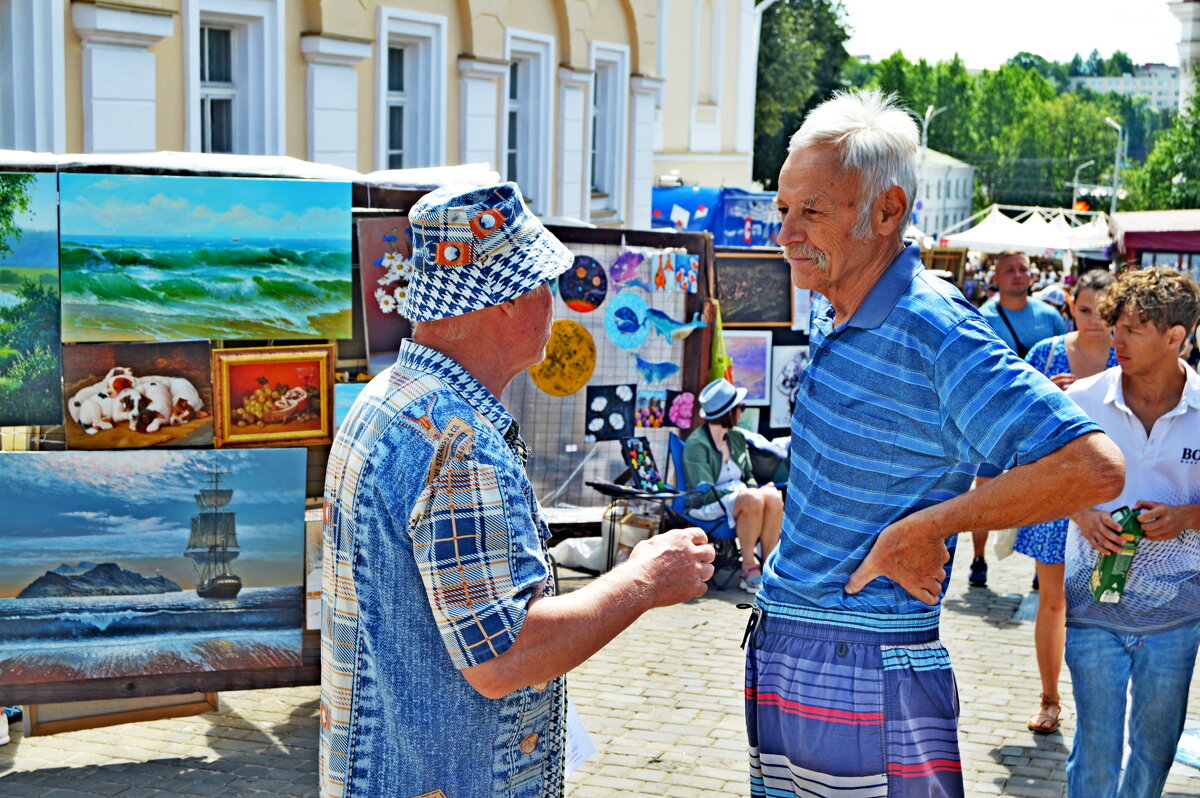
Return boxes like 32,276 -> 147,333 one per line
1014,269 -> 1117,734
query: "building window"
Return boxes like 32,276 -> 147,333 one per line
186,1 -> 283,155
591,58 -> 620,205
376,8 -> 446,171
504,32 -> 553,213
386,45 -> 407,169
200,25 -> 234,153
507,60 -> 523,190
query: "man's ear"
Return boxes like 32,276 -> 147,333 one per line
1167,323 -> 1188,352
876,186 -> 908,236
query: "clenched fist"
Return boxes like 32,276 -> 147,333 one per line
625,527 -> 716,606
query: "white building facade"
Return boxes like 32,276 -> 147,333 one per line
1072,63 -> 1181,111
1173,0 -> 1200,111
915,149 -> 976,240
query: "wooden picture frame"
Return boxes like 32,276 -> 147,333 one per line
715,250 -> 793,327
23,693 -> 219,737
212,345 -> 335,447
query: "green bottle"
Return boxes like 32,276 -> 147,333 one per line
1089,506 -> 1144,603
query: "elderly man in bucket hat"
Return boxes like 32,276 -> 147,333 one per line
320,182 -> 715,798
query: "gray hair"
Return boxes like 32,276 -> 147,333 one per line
789,89 -> 919,240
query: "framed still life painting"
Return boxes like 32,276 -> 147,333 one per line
212,345 -> 335,447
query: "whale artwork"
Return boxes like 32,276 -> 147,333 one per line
633,353 -> 681,385
609,249 -> 654,293
644,308 -> 706,342
603,291 -> 650,350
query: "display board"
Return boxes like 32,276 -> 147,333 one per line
715,250 -> 793,326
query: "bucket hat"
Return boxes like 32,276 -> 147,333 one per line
698,378 -> 748,420
403,182 -> 574,321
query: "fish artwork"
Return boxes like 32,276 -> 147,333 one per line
633,353 -> 681,385
644,308 -> 706,342
612,306 -> 644,335
609,251 -> 644,283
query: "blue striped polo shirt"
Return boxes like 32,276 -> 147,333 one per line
758,245 -> 1099,632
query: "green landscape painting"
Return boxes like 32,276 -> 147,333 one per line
0,172 -> 62,427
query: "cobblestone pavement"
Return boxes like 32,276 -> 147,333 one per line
1,542 -> 1199,796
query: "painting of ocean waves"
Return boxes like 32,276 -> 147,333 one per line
0,585 -> 302,684
59,174 -> 352,342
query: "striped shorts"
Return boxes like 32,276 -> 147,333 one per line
744,608 -> 963,797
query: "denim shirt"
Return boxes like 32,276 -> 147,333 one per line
320,340 -> 565,797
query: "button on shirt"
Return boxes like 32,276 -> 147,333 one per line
320,340 -> 565,798
758,245 -> 1099,629
1064,364 -> 1200,635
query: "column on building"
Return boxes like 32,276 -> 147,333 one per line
301,35 -> 371,170
0,0 -> 65,152
629,76 -> 665,230
458,57 -> 507,172
556,66 -> 591,221
1172,0 -> 1200,111
71,4 -> 173,154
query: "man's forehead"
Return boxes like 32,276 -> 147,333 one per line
776,145 -> 857,201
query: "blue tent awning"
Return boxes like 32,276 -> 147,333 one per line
651,186 -> 780,248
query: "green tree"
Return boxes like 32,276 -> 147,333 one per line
1106,50 -> 1134,77
0,173 -> 34,260
1124,95 -> 1200,210
752,0 -> 850,189
0,280 -> 59,355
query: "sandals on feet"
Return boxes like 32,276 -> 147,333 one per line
739,566 -> 762,593
1027,694 -> 1062,734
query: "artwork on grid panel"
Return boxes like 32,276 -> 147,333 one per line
63,340 -> 214,450
357,217 -> 413,375
528,319 -> 595,397
0,172 -> 63,427
58,174 -> 353,343
0,448 -> 306,687
724,331 -> 773,406
584,384 -> 635,442
558,255 -> 608,313
769,345 -> 810,429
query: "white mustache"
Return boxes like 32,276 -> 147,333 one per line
783,245 -> 827,270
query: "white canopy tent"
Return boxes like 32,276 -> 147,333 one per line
942,204 -> 1111,258
942,207 -> 1027,253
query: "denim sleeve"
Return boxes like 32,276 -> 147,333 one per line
934,316 -> 1100,470
407,422 -> 545,670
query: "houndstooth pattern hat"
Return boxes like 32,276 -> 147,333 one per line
402,182 -> 574,321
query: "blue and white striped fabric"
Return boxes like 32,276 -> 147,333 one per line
758,245 -> 1099,625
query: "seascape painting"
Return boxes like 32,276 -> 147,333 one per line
63,340 -> 214,450
0,448 -> 306,687
0,172 -> 62,426
59,174 -> 352,343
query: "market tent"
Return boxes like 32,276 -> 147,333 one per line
942,206 -> 1027,252
1016,212 -> 1071,252
1065,215 -> 1112,251
1110,210 -> 1200,253
903,224 -> 934,247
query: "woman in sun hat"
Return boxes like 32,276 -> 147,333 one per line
682,378 -> 783,593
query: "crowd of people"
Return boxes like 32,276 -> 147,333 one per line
318,88 -> 1200,798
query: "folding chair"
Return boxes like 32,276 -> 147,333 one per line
666,432 -> 741,590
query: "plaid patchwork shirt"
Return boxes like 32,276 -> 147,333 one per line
320,340 -> 565,798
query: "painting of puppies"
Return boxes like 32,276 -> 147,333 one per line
62,341 -> 214,450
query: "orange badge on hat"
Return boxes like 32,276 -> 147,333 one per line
435,240 -> 472,266
469,208 -> 505,238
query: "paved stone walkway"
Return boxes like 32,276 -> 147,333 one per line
1,541 -> 1198,796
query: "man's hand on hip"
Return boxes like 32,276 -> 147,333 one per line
844,519 -> 949,606
625,528 -> 715,606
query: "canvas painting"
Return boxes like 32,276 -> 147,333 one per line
59,173 -> 352,343
304,506 -> 322,630
212,345 -> 334,448
62,340 -> 214,450
357,216 -> 413,375
716,252 -> 793,326
770,345 -> 810,428
333,382 -> 368,430
725,331 -> 772,406
584,384 -> 635,442
0,448 -> 306,687
0,172 -> 62,427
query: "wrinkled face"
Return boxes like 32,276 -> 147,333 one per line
1070,288 -> 1109,337
994,253 -> 1031,299
776,145 -> 876,295
1112,309 -> 1179,376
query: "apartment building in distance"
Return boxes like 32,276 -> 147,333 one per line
0,0 -> 769,229
1072,63 -> 1181,111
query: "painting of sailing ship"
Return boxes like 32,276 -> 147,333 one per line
58,173 -> 352,343
0,448 -> 305,687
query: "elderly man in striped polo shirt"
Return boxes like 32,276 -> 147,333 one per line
743,89 -> 1126,798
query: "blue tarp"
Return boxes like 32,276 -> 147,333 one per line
651,186 -> 780,248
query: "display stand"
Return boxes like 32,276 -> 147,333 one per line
585,480 -> 680,570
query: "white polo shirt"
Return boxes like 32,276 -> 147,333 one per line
1063,363 -> 1200,635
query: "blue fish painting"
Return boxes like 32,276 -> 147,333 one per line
609,251 -> 644,283
615,278 -> 654,294
633,353 -> 681,385
612,306 -> 645,335
604,292 -> 651,350
644,308 -> 706,342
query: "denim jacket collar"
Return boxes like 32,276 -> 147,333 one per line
396,339 -> 518,440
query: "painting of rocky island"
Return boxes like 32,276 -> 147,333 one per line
0,448 -> 306,687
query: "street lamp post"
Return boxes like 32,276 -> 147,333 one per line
1071,159 -> 1095,210
1104,117 -> 1123,215
913,104 -> 946,234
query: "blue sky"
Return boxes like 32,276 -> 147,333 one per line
60,173 -> 351,242
842,0 -> 1182,71
0,448 -> 307,596
12,173 -> 58,234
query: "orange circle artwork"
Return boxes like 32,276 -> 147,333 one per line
529,320 -> 596,397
